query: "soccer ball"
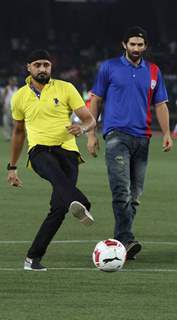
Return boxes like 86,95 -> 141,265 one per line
92,239 -> 127,272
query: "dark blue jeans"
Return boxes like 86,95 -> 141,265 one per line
105,130 -> 149,244
27,145 -> 91,259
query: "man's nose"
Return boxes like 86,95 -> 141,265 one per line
134,45 -> 140,51
39,65 -> 46,72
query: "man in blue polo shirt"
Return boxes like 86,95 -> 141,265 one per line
87,26 -> 173,260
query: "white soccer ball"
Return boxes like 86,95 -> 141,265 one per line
92,239 -> 127,272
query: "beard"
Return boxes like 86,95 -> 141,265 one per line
127,51 -> 143,63
33,73 -> 50,84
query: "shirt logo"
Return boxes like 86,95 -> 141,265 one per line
151,80 -> 157,90
54,98 -> 59,106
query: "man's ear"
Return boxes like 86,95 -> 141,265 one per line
27,63 -> 30,72
122,41 -> 126,50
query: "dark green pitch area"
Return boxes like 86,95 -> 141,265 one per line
0,131 -> 177,320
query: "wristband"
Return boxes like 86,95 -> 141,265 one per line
81,127 -> 88,134
7,163 -> 17,170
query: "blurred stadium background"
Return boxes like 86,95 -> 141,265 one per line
1,2 -> 177,320
0,0 -> 177,130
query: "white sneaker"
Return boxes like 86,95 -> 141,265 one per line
24,257 -> 47,271
69,201 -> 94,225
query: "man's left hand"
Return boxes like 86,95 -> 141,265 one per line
162,133 -> 173,152
66,124 -> 83,136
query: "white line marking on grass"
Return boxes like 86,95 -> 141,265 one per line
0,267 -> 177,273
123,269 -> 177,273
143,241 -> 177,246
0,240 -> 177,245
50,268 -> 177,273
0,240 -> 98,244
0,267 -> 97,272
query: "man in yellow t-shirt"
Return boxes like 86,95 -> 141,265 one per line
7,49 -> 96,271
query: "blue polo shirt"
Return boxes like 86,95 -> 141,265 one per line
92,55 -> 168,137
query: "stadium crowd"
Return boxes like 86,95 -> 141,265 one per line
0,34 -> 177,130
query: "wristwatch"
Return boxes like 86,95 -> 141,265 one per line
7,163 -> 17,170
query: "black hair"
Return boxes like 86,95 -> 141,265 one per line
27,49 -> 51,64
123,26 -> 148,44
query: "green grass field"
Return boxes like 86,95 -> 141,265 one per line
0,131 -> 177,320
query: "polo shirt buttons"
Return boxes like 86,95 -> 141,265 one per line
133,74 -> 135,78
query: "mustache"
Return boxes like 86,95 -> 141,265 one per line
38,72 -> 48,76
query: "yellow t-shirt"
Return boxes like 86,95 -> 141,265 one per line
11,76 -> 85,152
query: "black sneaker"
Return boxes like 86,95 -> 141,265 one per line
24,257 -> 47,271
125,240 -> 142,260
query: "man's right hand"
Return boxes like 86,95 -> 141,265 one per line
7,170 -> 23,187
87,135 -> 100,157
